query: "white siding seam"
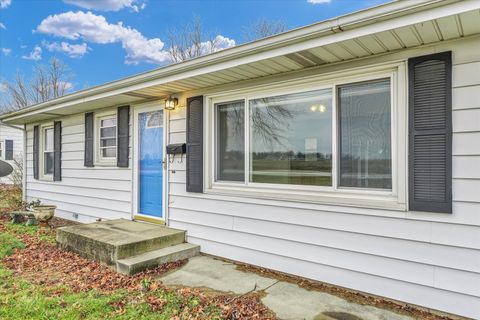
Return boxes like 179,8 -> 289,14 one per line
170,216 -> 480,272
168,196 -> 480,229
26,175 -> 131,182
25,196 -> 131,214
55,208 -> 130,221
185,234 -> 480,299
26,181 -> 131,192
27,188 -> 130,203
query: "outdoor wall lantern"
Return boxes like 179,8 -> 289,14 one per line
165,96 -> 179,110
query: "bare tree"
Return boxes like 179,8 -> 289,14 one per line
243,18 -> 287,42
1,57 -> 72,111
167,17 -> 223,63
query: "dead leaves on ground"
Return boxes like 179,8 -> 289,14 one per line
0,215 -> 276,319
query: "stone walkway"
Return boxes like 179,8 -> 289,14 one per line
160,256 -> 412,320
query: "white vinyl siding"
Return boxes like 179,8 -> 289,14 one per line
21,36 -> 480,319
0,124 -> 24,184
166,37 -> 480,319
25,108 -> 132,223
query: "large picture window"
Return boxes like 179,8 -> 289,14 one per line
208,67 -> 405,208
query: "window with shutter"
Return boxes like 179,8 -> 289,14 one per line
54,121 -> 62,181
5,140 -> 13,160
85,112 -> 94,167
186,96 -> 204,193
408,51 -> 452,213
33,125 -> 39,180
117,105 -> 130,168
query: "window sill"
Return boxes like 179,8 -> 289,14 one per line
205,185 -> 407,212
39,175 -> 54,182
94,161 -> 117,167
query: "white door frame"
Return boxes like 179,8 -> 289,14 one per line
132,101 -> 168,224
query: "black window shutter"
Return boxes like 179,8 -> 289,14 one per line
84,112 -> 94,167
5,140 -> 13,160
53,121 -> 62,181
33,125 -> 39,180
186,95 -> 204,192
117,105 -> 130,168
408,51 -> 452,213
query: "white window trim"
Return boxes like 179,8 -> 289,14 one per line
39,123 -> 54,181
94,111 -> 118,166
205,62 -> 407,211
0,140 -> 3,160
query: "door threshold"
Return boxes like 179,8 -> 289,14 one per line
133,215 -> 165,225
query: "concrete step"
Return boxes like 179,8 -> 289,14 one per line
116,243 -> 200,275
56,219 -> 186,265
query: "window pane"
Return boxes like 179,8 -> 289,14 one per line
101,127 -> 116,138
249,89 -> 332,186
45,128 -> 54,151
102,148 -> 116,158
339,78 -> 392,189
216,101 -> 245,182
101,118 -> 116,127
44,152 -> 53,175
101,138 -> 116,147
146,111 -> 162,128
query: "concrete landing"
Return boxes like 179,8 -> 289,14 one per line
160,256 -> 412,320
56,219 -> 191,267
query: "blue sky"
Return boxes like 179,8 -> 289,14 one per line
0,0 -> 389,93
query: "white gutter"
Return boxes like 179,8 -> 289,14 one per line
1,0 -> 474,123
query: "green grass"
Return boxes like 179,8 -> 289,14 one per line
0,233 -> 25,259
0,223 -> 221,320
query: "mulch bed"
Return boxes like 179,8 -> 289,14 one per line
0,214 -> 275,320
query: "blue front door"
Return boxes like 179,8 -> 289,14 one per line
138,110 -> 163,218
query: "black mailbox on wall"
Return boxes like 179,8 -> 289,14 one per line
166,143 -> 186,155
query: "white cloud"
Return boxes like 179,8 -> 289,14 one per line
307,0 -> 331,4
0,0 -> 11,9
63,0 -> 145,12
22,45 -> 42,61
0,22 -> 5,29
199,35 -> 236,55
43,41 -> 89,58
1,47 -> 11,56
36,11 -> 235,65
0,82 -> 7,92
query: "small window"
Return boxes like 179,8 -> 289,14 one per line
43,127 -> 54,176
146,111 -> 162,128
96,114 -> 117,164
215,100 -> 245,182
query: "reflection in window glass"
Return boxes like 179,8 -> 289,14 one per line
249,89 -> 332,186
44,128 -> 54,175
99,116 -> 117,160
339,78 -> 392,189
216,101 -> 245,182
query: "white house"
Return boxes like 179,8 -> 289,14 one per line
0,123 -> 24,184
1,0 -> 479,318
